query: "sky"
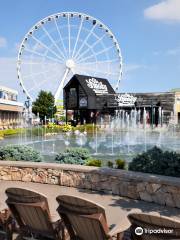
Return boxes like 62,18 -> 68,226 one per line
0,0 -> 180,101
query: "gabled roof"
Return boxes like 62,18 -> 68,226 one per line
64,74 -> 115,96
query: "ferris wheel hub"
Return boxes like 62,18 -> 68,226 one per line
66,59 -> 75,69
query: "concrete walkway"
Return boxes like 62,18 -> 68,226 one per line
1,180 -> 180,232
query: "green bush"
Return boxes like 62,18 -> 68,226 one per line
129,146 -> 180,177
115,159 -> 126,169
55,148 -> 90,165
86,159 -> 102,167
0,145 -> 42,162
107,161 -> 114,168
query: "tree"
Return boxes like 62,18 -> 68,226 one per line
32,90 -> 56,121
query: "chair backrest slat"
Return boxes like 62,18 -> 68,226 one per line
6,188 -> 54,237
56,195 -> 109,240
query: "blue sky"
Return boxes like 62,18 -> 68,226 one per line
0,0 -> 180,101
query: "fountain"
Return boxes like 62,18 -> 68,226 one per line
1,105 -> 180,163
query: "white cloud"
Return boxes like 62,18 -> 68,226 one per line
153,46 -> 180,56
124,64 -> 146,73
166,47 -> 180,55
144,0 -> 180,22
0,37 -> 7,48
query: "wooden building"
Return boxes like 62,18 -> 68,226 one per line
64,74 -> 115,124
64,75 -> 180,125
0,86 -> 23,129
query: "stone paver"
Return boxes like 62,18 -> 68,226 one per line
1,180 -> 180,232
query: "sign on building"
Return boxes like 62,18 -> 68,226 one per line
86,77 -> 108,94
115,93 -> 137,106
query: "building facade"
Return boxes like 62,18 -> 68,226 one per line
64,75 -> 180,125
121,92 -> 180,125
0,86 -> 23,129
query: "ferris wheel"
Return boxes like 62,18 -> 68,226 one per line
17,12 -> 123,103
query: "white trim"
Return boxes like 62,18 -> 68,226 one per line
0,86 -> 18,95
0,99 -> 23,107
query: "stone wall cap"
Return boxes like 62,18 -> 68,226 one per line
0,161 -> 180,186
0,161 -> 98,172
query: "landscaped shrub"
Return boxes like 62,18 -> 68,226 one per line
107,161 -> 114,168
115,159 -> 126,169
55,147 -> 90,165
86,159 -> 102,167
0,128 -> 25,137
129,146 -> 180,177
47,122 -> 56,129
62,124 -> 72,132
0,145 -> 43,162
73,124 -> 99,133
0,131 -> 4,139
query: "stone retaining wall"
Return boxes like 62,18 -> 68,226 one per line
0,161 -> 180,208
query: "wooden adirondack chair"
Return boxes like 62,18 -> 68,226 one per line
56,195 -> 125,240
128,212 -> 180,240
5,188 -> 66,240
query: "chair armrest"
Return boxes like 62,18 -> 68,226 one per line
108,223 -> 125,237
108,217 -> 132,238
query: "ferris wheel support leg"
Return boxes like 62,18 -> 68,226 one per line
55,67 -> 70,105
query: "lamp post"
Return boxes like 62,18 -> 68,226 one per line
151,101 -> 154,129
25,97 -> 32,125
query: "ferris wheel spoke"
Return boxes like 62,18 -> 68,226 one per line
77,64 -> 117,76
28,77 -> 50,92
74,24 -> 97,59
28,64 -> 64,93
75,33 -> 106,62
53,18 -> 69,58
24,48 -> 64,64
77,45 -> 114,64
41,25 -> 66,59
22,60 -> 43,65
29,69 -> 63,93
72,16 -> 84,58
23,68 -> 56,79
76,59 -> 119,65
55,67 -> 70,103
31,35 -> 64,61
67,14 -> 71,57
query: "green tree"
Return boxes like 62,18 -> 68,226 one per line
32,91 -> 56,121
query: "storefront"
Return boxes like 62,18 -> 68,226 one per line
64,75 -> 180,125
0,86 -> 23,129
64,74 -> 115,124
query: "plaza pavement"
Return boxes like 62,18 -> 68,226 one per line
0,180 -> 180,234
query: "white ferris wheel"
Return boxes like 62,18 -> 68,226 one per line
17,12 -> 123,104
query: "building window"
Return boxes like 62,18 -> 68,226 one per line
0,90 -> 17,101
0,91 -> 3,99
